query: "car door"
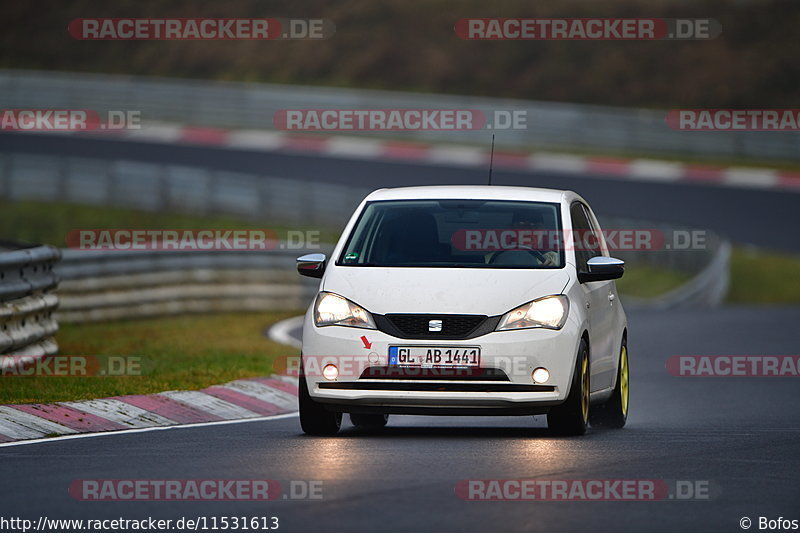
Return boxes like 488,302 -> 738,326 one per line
570,202 -> 615,391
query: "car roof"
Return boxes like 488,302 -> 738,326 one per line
364,185 -> 578,204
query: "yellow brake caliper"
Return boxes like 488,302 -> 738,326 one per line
620,346 -> 629,416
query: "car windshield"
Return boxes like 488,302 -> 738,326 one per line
338,199 -> 564,268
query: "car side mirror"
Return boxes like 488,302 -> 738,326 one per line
297,253 -> 327,279
578,256 -> 625,283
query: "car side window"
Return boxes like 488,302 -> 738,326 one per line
569,202 -> 601,273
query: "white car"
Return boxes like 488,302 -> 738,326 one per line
296,186 -> 629,436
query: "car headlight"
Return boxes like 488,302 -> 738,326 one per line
314,292 -> 376,329
496,295 -> 569,331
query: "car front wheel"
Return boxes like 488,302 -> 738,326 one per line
547,338 -> 590,436
589,338 -> 629,429
299,374 -> 342,436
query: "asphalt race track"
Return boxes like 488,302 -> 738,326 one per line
1,132 -> 799,252
1,133 -> 799,532
1,309 -> 799,532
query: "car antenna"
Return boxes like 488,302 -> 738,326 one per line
487,134 -> 495,186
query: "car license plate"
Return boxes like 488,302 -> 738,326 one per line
388,346 -> 481,367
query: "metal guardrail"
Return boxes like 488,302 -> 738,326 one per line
645,241 -> 731,309
52,224 -> 730,323
602,218 -> 731,310
55,248 -> 326,323
1,69 -> 798,161
0,152 -> 369,227
599,216 -> 726,274
0,149 -> 729,320
0,243 -> 61,355
0,236 -> 729,327
0,242 -> 61,301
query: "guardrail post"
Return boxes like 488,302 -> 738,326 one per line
0,243 -> 62,356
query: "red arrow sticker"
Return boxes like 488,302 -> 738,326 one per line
360,336 -> 372,349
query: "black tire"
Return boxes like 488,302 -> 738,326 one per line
589,338 -> 629,429
350,413 -> 389,429
547,338 -> 590,436
299,373 -> 341,436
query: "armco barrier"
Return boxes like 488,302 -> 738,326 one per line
647,241 -> 731,309
52,220 -> 729,323
2,237 -> 729,327
1,69 -> 798,161
55,248 -> 329,323
0,150 -> 729,321
0,242 -> 61,356
0,152 -> 369,227
0,151 -> 729,321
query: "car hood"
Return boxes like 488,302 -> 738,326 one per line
322,266 -> 570,316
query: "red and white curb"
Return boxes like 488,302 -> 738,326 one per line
266,315 -> 304,350
44,122 -> 800,192
0,375 -> 298,445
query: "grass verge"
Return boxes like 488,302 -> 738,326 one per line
0,311 -> 300,404
728,248 -> 800,304
0,200 -> 340,247
615,265 -> 692,300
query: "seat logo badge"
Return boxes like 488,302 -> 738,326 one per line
428,320 -> 443,332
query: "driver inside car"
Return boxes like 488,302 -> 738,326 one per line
487,212 -> 560,267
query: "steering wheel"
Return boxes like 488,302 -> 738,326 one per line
488,248 -> 547,265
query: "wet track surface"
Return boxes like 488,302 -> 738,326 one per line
2,132 -> 798,531
1,306 -> 798,532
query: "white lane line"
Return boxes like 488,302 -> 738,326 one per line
0,412 -> 298,449
724,168 -> 780,189
0,406 -> 78,438
71,121 -> 795,192
426,146 -> 486,167
224,381 -> 298,411
126,123 -> 183,142
268,315 -> 304,349
226,129 -> 287,151
629,159 -> 684,181
159,391 -> 261,419
528,153 -> 588,174
324,137 -> 385,158
60,399 -> 176,429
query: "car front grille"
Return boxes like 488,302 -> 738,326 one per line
318,381 -> 555,393
374,313 -> 500,340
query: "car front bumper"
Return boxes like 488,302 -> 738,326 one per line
300,310 -> 582,414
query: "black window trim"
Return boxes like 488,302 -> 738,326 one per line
569,200 -> 604,273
